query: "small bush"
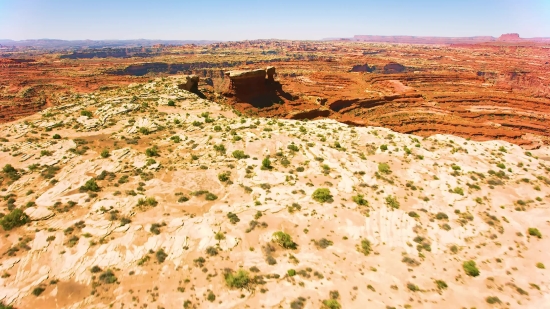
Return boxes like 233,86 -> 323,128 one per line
435,212 -> 448,220
287,269 -> 296,276
90,265 -> 102,273
227,212 -> 240,224
273,231 -> 297,249
385,195 -> 400,209
312,188 -> 332,203
463,260 -> 480,277
100,149 -> 110,158
80,110 -> 92,117
435,280 -> 447,290
232,150 -> 249,159
224,270 -> 250,289
322,299 -> 341,309
486,296 -> 501,304
98,269 -> 117,284
32,286 -> 45,296
287,144 -> 299,152
261,156 -> 272,170
380,144 -> 388,151
52,134 -> 61,139
378,163 -> 391,174
352,194 -> 368,206
0,208 -> 29,231
536,262 -> 545,269
207,291 -> 215,302
80,178 -> 100,192
155,249 -> 168,263
407,283 -> 419,292
145,146 -> 159,157
206,246 -> 218,256
528,227 -> 542,238
359,239 -> 371,256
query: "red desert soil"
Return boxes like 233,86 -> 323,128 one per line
1,39 -> 549,148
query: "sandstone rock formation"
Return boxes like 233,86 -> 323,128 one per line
176,74 -> 199,92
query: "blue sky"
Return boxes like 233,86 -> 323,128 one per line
1,0 -> 549,40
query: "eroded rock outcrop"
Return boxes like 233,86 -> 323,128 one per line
223,67 -> 279,102
176,75 -> 199,92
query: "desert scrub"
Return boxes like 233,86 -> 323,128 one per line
378,162 -> 391,174
272,231 -> 297,249
435,280 -> 447,290
145,145 -> 159,157
463,260 -> 480,277
224,269 -> 251,290
312,188 -> 333,203
352,194 -> 368,206
79,178 -> 100,192
232,150 -> 249,159
0,208 -> 29,231
358,239 -> 371,256
528,227 -> 542,238
385,195 -> 400,209
155,249 -> 168,263
100,149 -> 110,158
99,269 -> 117,284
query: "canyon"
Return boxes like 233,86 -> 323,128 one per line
0,34 -> 550,309
1,37 -> 550,149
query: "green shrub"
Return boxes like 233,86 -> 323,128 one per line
528,227 -> 542,238
352,194 -> 368,206
322,299 -> 341,309
407,283 -> 419,291
80,110 -> 92,117
100,149 -> 110,158
359,239 -> 371,256
435,212 -> 448,220
287,144 -> 299,152
167,100 -> 175,106
385,195 -> 400,209
273,231 -> 297,249
224,270 -> 250,289
453,187 -> 464,195
156,249 -> 168,263
536,262 -> 545,269
261,156 -> 272,170
380,144 -> 388,151
0,208 -> 29,231
32,286 -> 45,296
486,296 -> 501,304
207,291 -> 215,302
287,269 -> 296,276
99,269 -> 117,284
463,260 -> 480,277
378,163 -> 391,174
435,280 -> 447,290
52,134 -> 61,139
232,150 -> 249,159
312,188 -> 332,203
227,212 -> 240,224
218,172 -> 230,182
145,146 -> 159,157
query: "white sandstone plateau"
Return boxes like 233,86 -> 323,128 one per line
0,78 -> 548,309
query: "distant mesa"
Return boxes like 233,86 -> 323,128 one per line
350,64 -> 374,72
384,62 -> 405,74
498,33 -> 522,41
